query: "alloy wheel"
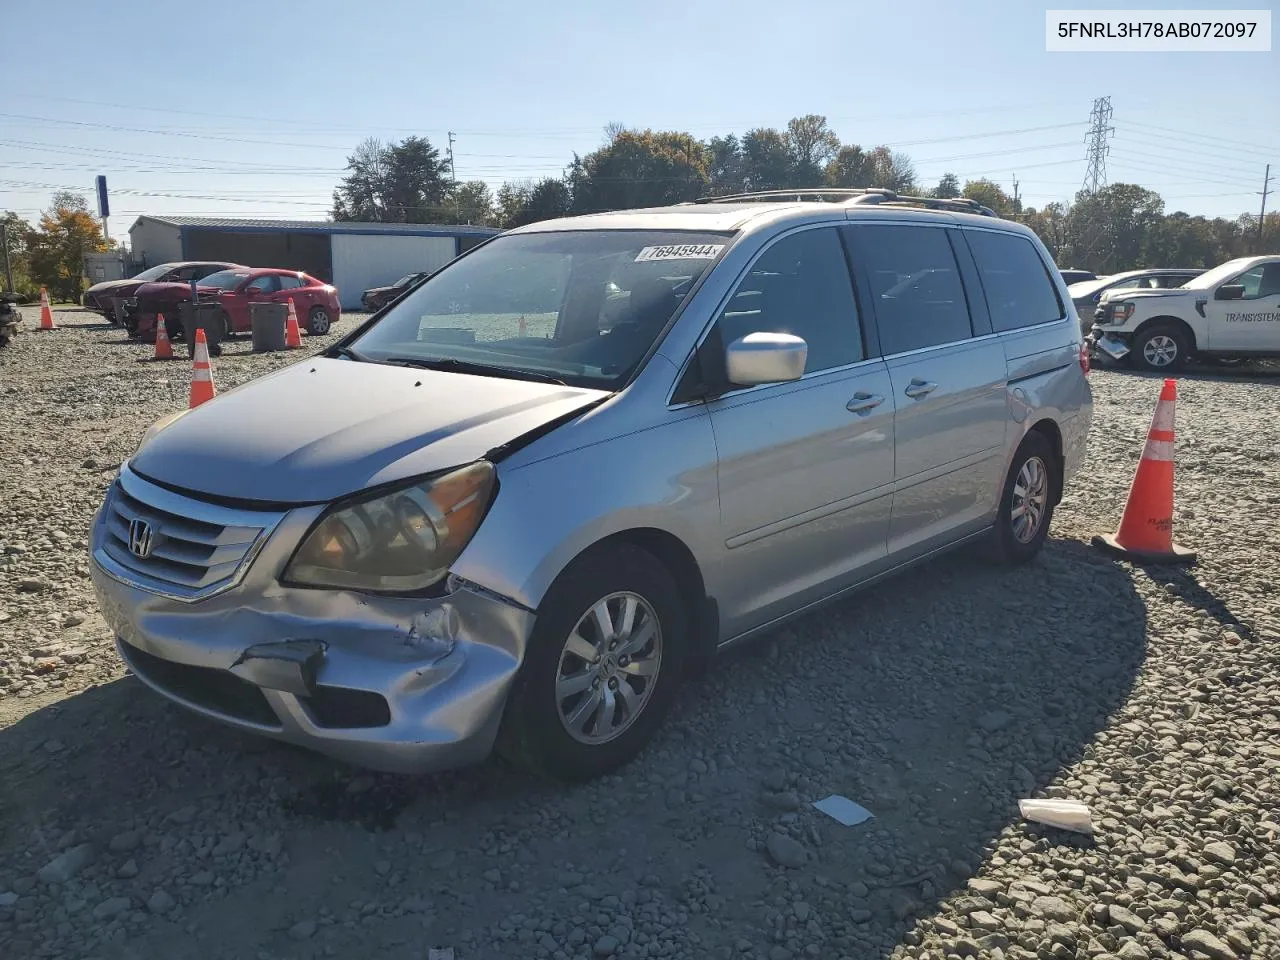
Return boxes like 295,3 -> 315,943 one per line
1143,334 -> 1178,368
1010,455 -> 1049,544
555,592 -> 662,745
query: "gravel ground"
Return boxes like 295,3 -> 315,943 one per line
2,307 -> 1279,960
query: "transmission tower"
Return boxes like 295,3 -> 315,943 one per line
1082,97 -> 1114,195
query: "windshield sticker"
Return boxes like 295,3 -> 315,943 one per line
634,244 -> 725,263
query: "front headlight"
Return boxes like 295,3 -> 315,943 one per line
1113,301 -> 1135,321
282,461 -> 496,593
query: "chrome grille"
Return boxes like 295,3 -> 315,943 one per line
96,466 -> 284,601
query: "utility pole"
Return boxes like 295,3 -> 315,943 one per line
1012,174 -> 1020,217
446,131 -> 459,221
0,218 -> 13,293
1258,163 -> 1274,252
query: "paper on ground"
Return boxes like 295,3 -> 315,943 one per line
812,795 -> 874,826
1019,798 -> 1093,834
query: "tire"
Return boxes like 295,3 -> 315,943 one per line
991,431 -> 1058,566
1132,323 -> 1189,372
216,309 -> 234,340
164,313 -> 182,342
307,306 -> 331,335
498,543 -> 687,781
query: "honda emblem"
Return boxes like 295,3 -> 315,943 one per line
128,518 -> 155,559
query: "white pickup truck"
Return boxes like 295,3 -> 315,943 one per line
1090,255 -> 1280,371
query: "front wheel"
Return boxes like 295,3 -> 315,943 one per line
498,544 -> 687,781
991,431 -> 1058,565
1132,324 -> 1189,372
307,306 -> 331,335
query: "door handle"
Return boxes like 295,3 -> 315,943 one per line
846,392 -> 885,414
904,378 -> 938,399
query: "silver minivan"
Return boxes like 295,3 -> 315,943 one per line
90,190 -> 1092,781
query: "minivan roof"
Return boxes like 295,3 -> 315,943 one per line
508,200 -> 1035,238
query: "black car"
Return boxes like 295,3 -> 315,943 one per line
360,272 -> 430,311
1059,268 -> 1097,285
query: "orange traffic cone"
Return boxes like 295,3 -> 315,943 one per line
38,287 -> 56,330
153,314 -> 174,360
285,298 -> 302,349
1092,378 -> 1196,564
189,329 -> 217,408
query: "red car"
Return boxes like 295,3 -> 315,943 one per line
133,268 -> 340,341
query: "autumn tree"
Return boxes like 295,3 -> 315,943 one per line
25,192 -> 112,301
569,129 -> 708,214
962,178 -> 1017,217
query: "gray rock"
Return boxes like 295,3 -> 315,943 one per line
1116,942 -> 1149,960
766,833 -> 808,869
36,843 -> 94,883
1108,905 -> 1144,934
968,878 -> 1003,897
289,920 -> 318,941
116,859 -> 138,879
1180,930 -> 1236,960
594,933 -> 619,956
969,911 -> 1001,930
1202,841 -> 1236,866
109,830 -> 140,853
16,578 -> 51,593
168,805 -> 196,824
147,889 -> 176,914
93,896 -> 132,920
1030,896 -> 1075,923
0,892 -> 18,907
978,711 -> 1012,732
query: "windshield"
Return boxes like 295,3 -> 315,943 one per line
1183,259 -> 1255,290
1069,275 -> 1126,298
352,230 -> 732,388
132,263 -> 176,282
199,270 -> 250,290
394,274 -> 420,287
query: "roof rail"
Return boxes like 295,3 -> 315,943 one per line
686,187 -> 998,217
847,191 -> 998,217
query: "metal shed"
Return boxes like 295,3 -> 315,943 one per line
127,216 -> 500,310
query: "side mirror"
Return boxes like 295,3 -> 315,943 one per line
725,332 -> 807,386
1215,284 -> 1245,301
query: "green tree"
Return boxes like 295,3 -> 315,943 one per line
1,212 -> 33,295
496,178 -> 572,228
786,115 -> 841,186
825,145 -> 873,187
963,178 -> 1017,217
706,134 -> 746,195
931,173 -> 960,199
25,192 -> 112,301
1072,183 -> 1165,273
741,128 -> 793,190
332,136 -> 453,222
570,129 -> 707,214
446,181 -> 496,225
867,147 -> 917,192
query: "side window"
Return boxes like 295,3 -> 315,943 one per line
251,275 -> 281,294
965,230 -> 1064,333
1158,275 -> 1191,288
855,226 -> 972,353
1233,264 -> 1280,299
716,228 -> 863,375
277,275 -> 303,290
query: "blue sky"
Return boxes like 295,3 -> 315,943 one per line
3,0 -> 1276,243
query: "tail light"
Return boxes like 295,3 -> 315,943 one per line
1079,340 -> 1091,376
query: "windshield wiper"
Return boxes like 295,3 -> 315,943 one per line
381,356 -> 567,386
326,345 -> 366,362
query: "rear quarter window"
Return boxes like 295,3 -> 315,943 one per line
966,231 -> 1064,333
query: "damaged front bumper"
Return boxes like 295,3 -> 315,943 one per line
1089,329 -> 1131,362
89,466 -> 535,774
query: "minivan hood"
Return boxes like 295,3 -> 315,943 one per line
130,358 -> 608,504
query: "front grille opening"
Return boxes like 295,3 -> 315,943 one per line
302,686 -> 391,729
121,640 -> 280,728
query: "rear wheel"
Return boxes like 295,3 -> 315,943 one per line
307,306 -> 331,335
1132,323 -> 1189,372
498,544 -> 686,781
991,431 -> 1058,565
